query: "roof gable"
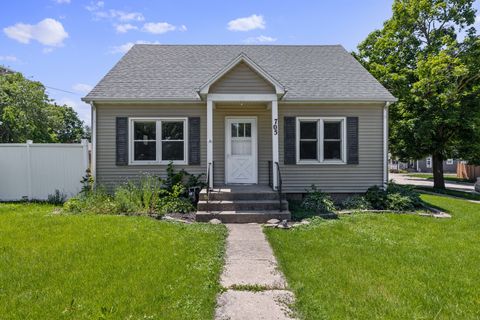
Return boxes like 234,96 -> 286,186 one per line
198,53 -> 285,98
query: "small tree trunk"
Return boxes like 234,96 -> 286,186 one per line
432,153 -> 445,189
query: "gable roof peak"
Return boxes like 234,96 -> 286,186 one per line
197,52 -> 286,99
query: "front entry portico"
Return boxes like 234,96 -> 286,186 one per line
206,94 -> 280,189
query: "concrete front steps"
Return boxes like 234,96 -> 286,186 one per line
196,185 -> 291,223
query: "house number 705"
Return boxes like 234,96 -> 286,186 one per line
273,118 -> 278,135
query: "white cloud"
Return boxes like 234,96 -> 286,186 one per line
86,2 -> 144,22
227,14 -> 265,31
142,22 -> 176,34
72,83 -> 93,94
54,0 -> 70,4
86,1 -> 104,12
3,18 -> 68,47
0,55 -> 18,62
111,10 -> 144,22
244,35 -> 277,44
115,23 -> 138,33
179,25 -> 187,32
110,40 -> 160,54
42,47 -> 54,54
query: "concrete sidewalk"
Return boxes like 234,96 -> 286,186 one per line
215,224 -> 296,320
391,173 -> 477,193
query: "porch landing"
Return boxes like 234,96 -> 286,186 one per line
196,185 -> 291,223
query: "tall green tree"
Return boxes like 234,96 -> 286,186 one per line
0,71 -> 86,143
355,0 -> 480,189
0,72 -> 50,142
46,103 -> 85,143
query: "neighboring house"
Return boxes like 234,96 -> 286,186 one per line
416,157 -> 458,174
83,44 -> 396,215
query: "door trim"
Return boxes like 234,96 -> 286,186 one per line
225,116 -> 258,184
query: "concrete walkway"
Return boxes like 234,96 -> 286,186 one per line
215,224 -> 296,320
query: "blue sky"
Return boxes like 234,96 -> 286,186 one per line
2,0 -> 479,125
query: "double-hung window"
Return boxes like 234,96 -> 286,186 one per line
130,118 -> 187,164
297,117 -> 346,164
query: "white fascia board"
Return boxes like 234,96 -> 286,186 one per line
207,93 -> 278,102
198,53 -> 286,96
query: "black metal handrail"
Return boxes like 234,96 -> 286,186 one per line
275,162 -> 283,212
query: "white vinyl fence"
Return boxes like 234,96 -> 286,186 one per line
0,140 -> 89,201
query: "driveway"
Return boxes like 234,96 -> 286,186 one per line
390,173 -> 477,193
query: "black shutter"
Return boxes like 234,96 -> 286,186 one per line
284,117 -> 296,164
347,117 -> 359,164
116,117 -> 128,166
188,117 -> 200,165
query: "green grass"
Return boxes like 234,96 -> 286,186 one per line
0,203 -> 226,320
415,186 -> 480,201
407,173 -> 472,183
265,194 -> 480,319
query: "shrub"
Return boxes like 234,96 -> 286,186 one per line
114,175 -> 164,214
157,183 -> 194,214
364,183 -> 422,211
341,195 -> 371,210
47,189 -> 67,205
387,183 -> 422,207
301,185 -> 336,214
365,186 -> 388,209
386,193 -> 415,211
63,187 -> 117,214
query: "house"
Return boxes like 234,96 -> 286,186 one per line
83,45 -> 396,221
416,157 -> 458,174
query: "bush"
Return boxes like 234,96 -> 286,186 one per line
341,195 -> 371,210
386,193 -> 415,211
63,187 -> 117,214
64,164 -> 204,216
157,183 -> 195,214
47,189 -> 67,205
365,186 -> 388,209
387,183 -> 422,207
364,183 -> 422,211
301,185 -> 336,214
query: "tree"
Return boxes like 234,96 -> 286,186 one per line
0,72 -> 50,142
46,103 -> 85,143
0,71 -> 86,143
355,0 -> 480,189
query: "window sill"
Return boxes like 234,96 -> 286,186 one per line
128,161 -> 188,166
296,160 -> 347,165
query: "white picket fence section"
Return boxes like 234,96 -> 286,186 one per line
0,140 -> 89,201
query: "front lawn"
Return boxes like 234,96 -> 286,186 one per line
265,194 -> 480,319
0,203 -> 226,319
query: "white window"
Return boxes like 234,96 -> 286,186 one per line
129,118 -> 187,165
426,157 -> 432,168
446,159 -> 454,165
296,117 -> 346,164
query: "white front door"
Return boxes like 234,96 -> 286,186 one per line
225,117 -> 257,184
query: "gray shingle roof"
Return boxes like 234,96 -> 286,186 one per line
84,45 -> 396,102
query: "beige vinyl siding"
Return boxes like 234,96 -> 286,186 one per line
210,62 -> 275,94
95,102 -> 384,194
213,105 -> 272,185
95,103 -> 206,191
279,103 -> 385,193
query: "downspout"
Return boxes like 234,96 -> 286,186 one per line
90,102 -> 97,185
383,102 -> 390,189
